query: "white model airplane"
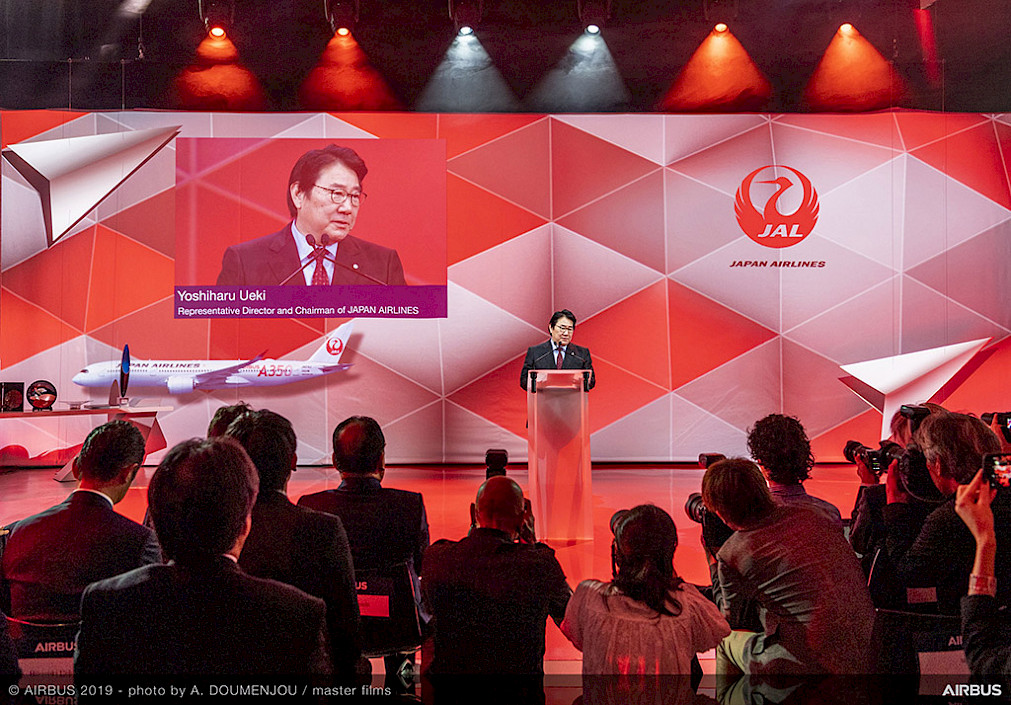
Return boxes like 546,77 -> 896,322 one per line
73,322 -> 354,395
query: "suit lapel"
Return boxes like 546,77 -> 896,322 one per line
267,227 -> 302,287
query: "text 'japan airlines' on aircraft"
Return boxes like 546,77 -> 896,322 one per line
72,322 -> 354,395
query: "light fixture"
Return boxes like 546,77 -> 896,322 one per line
324,0 -> 359,36
839,22 -> 855,35
714,22 -> 728,33
703,0 -> 738,23
198,0 -> 233,38
577,0 -> 610,32
449,0 -> 482,34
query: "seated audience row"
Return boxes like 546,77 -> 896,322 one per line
1,403 -> 1008,684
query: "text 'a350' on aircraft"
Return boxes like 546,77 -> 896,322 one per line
72,322 -> 354,395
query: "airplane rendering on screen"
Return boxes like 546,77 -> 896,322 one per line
72,322 -> 354,395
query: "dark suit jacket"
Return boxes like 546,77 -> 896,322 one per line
215,227 -> 406,286
297,478 -> 428,575
520,340 -> 596,391
238,491 -> 361,678
74,557 -> 331,675
0,491 -> 161,620
422,528 -> 571,675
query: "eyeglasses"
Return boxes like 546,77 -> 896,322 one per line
554,325 -> 574,333
313,184 -> 366,207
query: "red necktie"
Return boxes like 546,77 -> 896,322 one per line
311,250 -> 329,286
556,348 -> 564,369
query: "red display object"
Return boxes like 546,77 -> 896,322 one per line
526,370 -> 593,541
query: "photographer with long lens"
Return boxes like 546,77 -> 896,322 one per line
884,412 -> 1005,614
846,406 -> 939,606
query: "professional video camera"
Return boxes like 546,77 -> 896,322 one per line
685,453 -> 734,552
843,404 -> 943,504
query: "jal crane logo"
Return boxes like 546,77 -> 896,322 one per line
326,337 -> 344,356
734,166 -> 820,248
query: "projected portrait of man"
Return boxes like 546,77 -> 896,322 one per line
215,144 -> 407,287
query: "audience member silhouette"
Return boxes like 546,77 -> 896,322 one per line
74,437 -> 332,675
422,476 -> 571,677
884,412 -> 1005,614
1,420 -> 159,620
747,414 -> 843,530
225,409 -> 362,680
561,504 -> 729,674
703,458 -> 874,674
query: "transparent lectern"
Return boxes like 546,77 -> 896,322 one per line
526,369 -> 593,541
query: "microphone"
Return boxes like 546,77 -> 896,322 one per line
278,233 -> 335,286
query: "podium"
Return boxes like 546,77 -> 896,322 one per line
526,369 -> 592,541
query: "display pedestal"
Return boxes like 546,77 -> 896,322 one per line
526,370 -> 592,541
0,406 -> 171,480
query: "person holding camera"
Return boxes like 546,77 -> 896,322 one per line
703,458 -> 874,674
884,412 -> 1005,614
847,408 -> 940,607
954,469 -> 1011,676
560,505 -> 729,675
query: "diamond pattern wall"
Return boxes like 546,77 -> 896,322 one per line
2,110 -> 1009,463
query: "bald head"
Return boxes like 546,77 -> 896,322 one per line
474,476 -> 525,534
332,415 -> 385,477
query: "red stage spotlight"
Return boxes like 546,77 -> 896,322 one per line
804,23 -> 906,111
173,34 -> 266,110
199,0 -> 233,41
714,23 -> 728,33
325,0 -> 359,36
659,26 -> 771,111
299,32 -> 401,110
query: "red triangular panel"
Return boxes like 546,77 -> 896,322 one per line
448,355 -> 529,439
89,299 -> 211,360
0,288 -> 81,367
551,119 -> 658,218
810,409 -> 883,463
1,110 -> 87,148
102,190 -> 176,259
556,170 -> 665,271
668,280 -> 778,390
577,282 -> 670,389
86,226 -> 175,332
448,120 -> 551,219
894,112 -> 988,152
910,122 -> 1011,209
334,113 -> 439,140
2,227 -> 95,332
587,359 -> 667,433
447,175 -> 546,265
438,114 -> 545,159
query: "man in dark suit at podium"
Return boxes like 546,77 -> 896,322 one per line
520,309 -> 595,391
